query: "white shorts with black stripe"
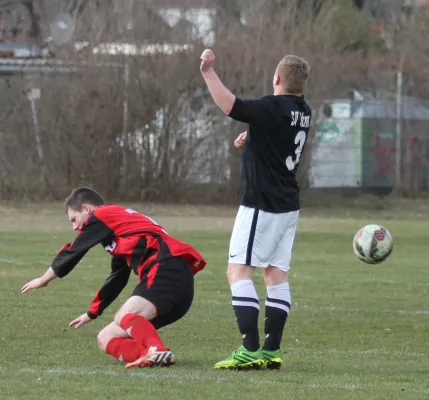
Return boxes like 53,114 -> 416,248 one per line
228,206 -> 299,271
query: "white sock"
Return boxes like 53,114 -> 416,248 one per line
231,280 -> 259,309
266,283 -> 291,313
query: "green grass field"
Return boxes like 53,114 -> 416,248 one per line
0,205 -> 428,400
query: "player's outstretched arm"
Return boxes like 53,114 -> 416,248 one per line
86,258 -> 131,322
68,259 -> 130,329
21,266 -> 57,294
67,259 -> 130,329
200,49 -> 236,115
69,313 -> 92,329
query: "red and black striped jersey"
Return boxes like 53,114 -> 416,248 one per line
51,204 -> 206,319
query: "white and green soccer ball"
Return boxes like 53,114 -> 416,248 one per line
353,224 -> 393,264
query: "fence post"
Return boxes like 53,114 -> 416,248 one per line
122,63 -> 130,195
395,70 -> 403,189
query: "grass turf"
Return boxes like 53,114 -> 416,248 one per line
0,215 -> 428,399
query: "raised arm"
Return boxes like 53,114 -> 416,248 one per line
200,49 -> 236,115
200,49 -> 276,126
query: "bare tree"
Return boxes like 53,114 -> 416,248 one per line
2,0 -> 429,201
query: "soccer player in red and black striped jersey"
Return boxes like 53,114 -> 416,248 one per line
21,187 -> 206,368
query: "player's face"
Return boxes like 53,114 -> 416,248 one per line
67,205 -> 91,231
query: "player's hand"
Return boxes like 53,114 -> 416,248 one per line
69,313 -> 92,329
200,49 -> 215,73
21,278 -> 48,294
234,131 -> 247,149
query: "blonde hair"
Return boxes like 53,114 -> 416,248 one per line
276,55 -> 310,94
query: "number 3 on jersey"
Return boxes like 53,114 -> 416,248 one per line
286,130 -> 306,171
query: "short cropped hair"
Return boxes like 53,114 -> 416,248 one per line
276,55 -> 310,94
64,187 -> 105,212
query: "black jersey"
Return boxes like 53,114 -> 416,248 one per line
229,95 -> 312,213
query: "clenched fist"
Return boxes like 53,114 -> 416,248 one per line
200,49 -> 215,73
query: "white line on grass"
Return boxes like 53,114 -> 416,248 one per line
201,300 -> 222,305
301,305 -> 429,316
199,270 -> 215,276
202,300 -> 429,317
0,259 -> 27,265
1,366 -> 428,394
309,348 -> 426,358
9,366 -> 227,383
0,259 -> 50,266
0,366 -> 361,391
383,280 -> 429,287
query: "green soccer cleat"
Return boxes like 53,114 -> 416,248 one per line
262,349 -> 283,370
214,346 -> 266,370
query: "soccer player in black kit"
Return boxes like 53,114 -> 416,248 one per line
21,187 -> 206,369
200,49 -> 312,369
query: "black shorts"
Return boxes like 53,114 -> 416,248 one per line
132,256 -> 194,330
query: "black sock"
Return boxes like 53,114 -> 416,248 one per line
263,283 -> 291,351
231,280 -> 260,352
